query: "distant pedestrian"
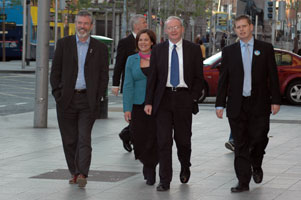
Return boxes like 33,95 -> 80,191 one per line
298,48 -> 301,56
194,35 -> 206,59
293,36 -> 299,54
220,35 -> 226,50
199,40 -> 206,59
50,10 -> 109,188
216,15 -> 281,193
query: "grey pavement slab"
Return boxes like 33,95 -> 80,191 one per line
0,104 -> 300,200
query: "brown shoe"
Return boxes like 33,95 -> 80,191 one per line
69,175 -> 78,184
77,174 -> 87,188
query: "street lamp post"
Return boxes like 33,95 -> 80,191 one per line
111,0 -> 116,64
148,0 -> 151,29
121,0 -> 127,38
34,0 -> 50,128
1,0 -> 6,62
54,0 -> 58,49
22,0 -> 27,68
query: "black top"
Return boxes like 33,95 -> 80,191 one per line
141,66 -> 151,76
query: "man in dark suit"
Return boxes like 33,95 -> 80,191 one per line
215,15 -> 281,192
112,14 -> 147,152
144,16 -> 204,191
50,10 -> 109,188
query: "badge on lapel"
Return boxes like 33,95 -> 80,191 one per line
254,50 -> 260,56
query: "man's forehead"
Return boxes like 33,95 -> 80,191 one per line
77,16 -> 91,21
166,19 -> 181,26
137,18 -> 145,23
235,19 -> 249,26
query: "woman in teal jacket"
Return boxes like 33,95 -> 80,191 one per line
123,29 -> 158,186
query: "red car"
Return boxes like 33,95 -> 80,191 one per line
200,49 -> 301,105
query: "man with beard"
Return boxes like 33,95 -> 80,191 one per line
50,10 -> 109,188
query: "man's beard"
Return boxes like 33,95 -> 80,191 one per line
76,28 -> 91,39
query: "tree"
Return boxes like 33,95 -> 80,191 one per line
289,0 -> 301,53
289,0 -> 301,37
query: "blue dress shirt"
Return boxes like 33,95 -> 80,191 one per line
75,35 -> 90,89
240,37 -> 254,97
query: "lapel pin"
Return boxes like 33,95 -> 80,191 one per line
254,50 -> 260,56
90,49 -> 93,53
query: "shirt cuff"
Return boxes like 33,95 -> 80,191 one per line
215,107 -> 224,110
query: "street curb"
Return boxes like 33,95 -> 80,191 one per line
0,70 -> 36,74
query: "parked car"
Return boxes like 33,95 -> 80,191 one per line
199,49 -> 301,105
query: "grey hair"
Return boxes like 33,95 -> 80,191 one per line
129,14 -> 145,31
75,10 -> 93,24
164,16 -> 183,28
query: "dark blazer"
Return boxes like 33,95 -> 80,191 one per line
215,39 -> 281,118
145,40 -> 204,115
50,35 -> 109,114
112,33 -> 137,90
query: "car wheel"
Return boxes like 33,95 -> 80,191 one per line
197,87 -> 208,103
286,80 -> 301,105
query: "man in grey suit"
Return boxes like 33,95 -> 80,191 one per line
50,10 -> 109,188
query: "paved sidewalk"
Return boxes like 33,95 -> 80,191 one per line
0,103 -> 300,200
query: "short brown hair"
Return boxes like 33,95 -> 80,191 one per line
135,29 -> 157,51
75,10 -> 93,24
234,15 -> 252,28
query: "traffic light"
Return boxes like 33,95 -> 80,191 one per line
157,17 -> 160,24
264,0 -> 276,20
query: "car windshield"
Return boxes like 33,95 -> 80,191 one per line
204,52 -> 222,66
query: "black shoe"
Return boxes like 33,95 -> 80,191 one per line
156,183 -> 170,191
143,166 -> 147,180
119,129 -> 132,152
225,141 -> 235,151
146,176 -> 156,185
180,167 -> 190,184
253,168 -> 263,184
145,167 -> 156,185
231,183 -> 249,193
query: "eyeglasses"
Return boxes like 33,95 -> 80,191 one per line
166,26 -> 181,31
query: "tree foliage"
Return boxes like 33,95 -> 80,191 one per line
289,0 -> 301,35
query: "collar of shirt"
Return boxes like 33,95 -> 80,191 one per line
76,34 -> 90,45
240,36 -> 254,49
132,32 -> 137,39
168,39 -> 183,50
